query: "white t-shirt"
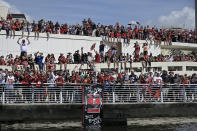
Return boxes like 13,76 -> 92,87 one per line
88,56 -> 93,62
7,76 -> 15,84
153,76 -> 162,85
19,42 -> 28,52
6,75 -> 15,89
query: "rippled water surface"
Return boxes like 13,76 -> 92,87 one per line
1,117 -> 197,131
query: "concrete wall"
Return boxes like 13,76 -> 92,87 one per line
0,104 -> 83,122
0,30 -> 102,59
0,6 -> 8,20
0,103 -> 197,123
103,103 -> 197,124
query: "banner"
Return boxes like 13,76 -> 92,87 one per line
82,84 -> 104,130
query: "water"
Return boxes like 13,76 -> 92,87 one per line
1,117 -> 197,131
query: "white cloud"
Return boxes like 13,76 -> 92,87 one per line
158,6 -> 195,29
0,0 -> 32,21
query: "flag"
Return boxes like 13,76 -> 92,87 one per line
90,43 -> 96,51
148,87 -> 152,93
153,88 -> 161,98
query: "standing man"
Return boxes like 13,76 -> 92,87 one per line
58,53 -> 67,71
35,52 -> 44,71
17,37 -> 30,58
6,72 -> 15,103
99,41 -> 105,62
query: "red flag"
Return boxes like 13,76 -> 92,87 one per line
153,88 -> 161,98
148,87 -> 152,93
90,43 -> 96,51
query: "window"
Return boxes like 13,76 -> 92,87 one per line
186,66 -> 197,71
168,66 -> 182,71
152,67 -> 162,72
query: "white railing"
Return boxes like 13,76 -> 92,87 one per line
0,84 -> 197,104
0,83 -> 83,104
103,84 -> 197,103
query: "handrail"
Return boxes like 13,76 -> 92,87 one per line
0,83 -> 197,86
0,84 -> 197,104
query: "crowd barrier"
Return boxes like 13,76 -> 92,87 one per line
0,84 -> 197,104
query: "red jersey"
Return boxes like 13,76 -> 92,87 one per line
135,28 -> 139,34
11,25 -> 16,30
110,32 -> 114,37
116,32 -> 121,38
56,77 -> 64,85
58,56 -> 67,63
122,33 -> 126,38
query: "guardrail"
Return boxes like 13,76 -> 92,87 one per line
0,84 -> 197,104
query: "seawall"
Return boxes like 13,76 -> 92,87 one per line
0,103 -> 197,124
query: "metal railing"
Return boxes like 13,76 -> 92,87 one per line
0,83 -> 197,104
103,84 -> 197,103
0,83 -> 83,104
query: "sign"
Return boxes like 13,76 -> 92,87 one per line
83,84 -> 104,130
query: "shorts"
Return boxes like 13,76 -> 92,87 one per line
100,51 -> 104,57
112,50 -> 116,55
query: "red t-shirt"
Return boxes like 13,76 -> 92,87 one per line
135,28 -> 139,34
11,25 -> 16,30
116,32 -> 121,38
0,59 -> 6,65
56,77 -> 64,84
110,32 -> 114,37
122,33 -> 126,38
59,56 -> 67,63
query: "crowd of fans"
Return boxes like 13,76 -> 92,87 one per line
0,15 -> 196,43
0,65 -> 197,103
0,49 -> 197,103
0,39 -> 196,87
0,43 -> 197,72
0,67 -> 196,85
0,15 -> 197,103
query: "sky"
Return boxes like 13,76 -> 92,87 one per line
0,0 -> 195,29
